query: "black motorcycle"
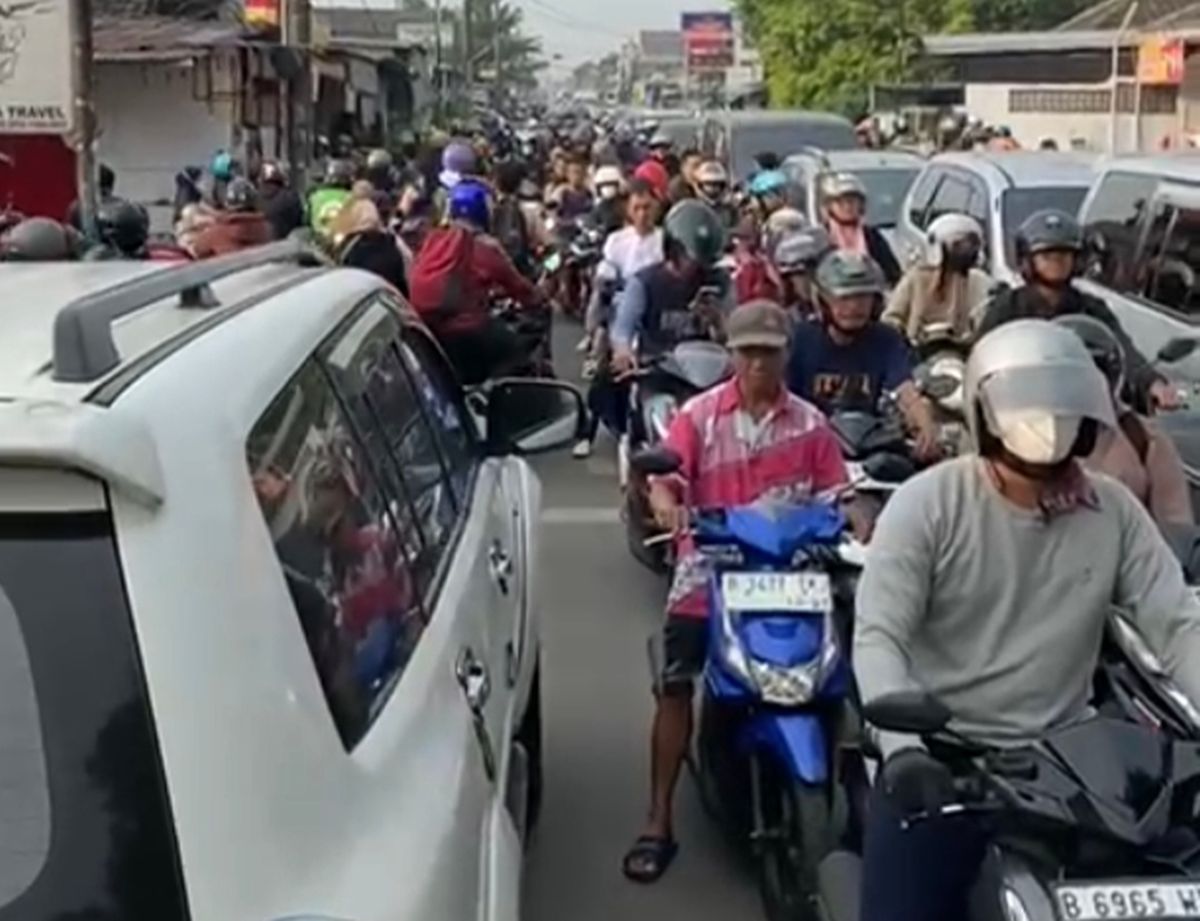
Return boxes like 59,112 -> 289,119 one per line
819,691 -> 1200,921
490,298 -> 555,379
827,401 -> 916,517
621,340 -> 733,572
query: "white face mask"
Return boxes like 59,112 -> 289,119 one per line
993,410 -> 1082,465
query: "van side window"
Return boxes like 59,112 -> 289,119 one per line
247,359 -> 427,750
1082,171 -> 1158,290
1141,204 -> 1200,316
907,169 -> 941,228
320,303 -> 463,604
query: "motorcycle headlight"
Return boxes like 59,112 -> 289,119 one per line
750,660 -> 817,706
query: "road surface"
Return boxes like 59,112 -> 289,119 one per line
524,325 -> 760,920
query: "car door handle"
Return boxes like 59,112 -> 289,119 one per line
456,647 -> 492,715
489,540 -> 513,593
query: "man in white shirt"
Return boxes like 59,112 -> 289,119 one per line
575,179 -> 665,457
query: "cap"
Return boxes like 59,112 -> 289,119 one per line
726,300 -> 792,351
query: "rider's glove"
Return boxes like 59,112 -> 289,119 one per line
880,748 -> 955,816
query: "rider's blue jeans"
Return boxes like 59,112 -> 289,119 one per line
860,785 -> 989,921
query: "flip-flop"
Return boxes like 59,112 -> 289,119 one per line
622,834 -> 679,884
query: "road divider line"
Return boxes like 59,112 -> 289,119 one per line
541,507 -> 622,525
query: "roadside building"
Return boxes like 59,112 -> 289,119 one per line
922,0 -> 1200,152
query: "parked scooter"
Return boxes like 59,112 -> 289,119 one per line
635,447 -> 858,921
818,691 -> 1200,921
621,340 -> 733,571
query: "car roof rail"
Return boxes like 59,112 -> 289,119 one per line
52,239 -> 326,384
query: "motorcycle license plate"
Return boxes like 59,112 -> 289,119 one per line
720,572 -> 832,613
1053,881 -> 1200,919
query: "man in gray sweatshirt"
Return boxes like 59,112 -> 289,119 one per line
853,319 -> 1200,921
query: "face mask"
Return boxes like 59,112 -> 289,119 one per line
993,410 -> 1082,465
945,248 -> 979,272
599,184 -> 619,200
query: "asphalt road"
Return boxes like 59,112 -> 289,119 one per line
523,322 -> 761,920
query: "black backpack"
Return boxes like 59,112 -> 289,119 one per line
493,197 -> 531,273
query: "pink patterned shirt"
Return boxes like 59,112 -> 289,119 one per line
659,378 -> 849,618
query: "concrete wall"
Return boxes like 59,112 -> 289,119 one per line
963,82 -> 1178,153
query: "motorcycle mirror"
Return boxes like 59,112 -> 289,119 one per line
923,374 -> 960,401
1158,337 -> 1199,365
863,692 -> 951,736
631,447 -> 683,477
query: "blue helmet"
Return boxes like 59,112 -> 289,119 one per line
448,179 -> 491,229
749,169 -> 787,198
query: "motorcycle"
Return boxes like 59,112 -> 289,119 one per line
489,297 -> 555,379
913,323 -> 970,457
818,690 -> 1200,921
827,398 -> 916,515
621,340 -> 733,572
634,448 -> 857,921
542,212 -> 604,318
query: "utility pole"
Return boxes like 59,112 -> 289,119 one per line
492,0 -> 501,102
464,0 -> 474,97
434,0 -> 444,121
284,0 -> 313,188
70,0 -> 98,239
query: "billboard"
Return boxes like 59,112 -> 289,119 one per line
682,11 -> 734,71
244,0 -> 280,28
0,0 -> 74,134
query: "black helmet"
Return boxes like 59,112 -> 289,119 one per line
324,158 -> 355,189
224,177 -> 259,213
814,250 -> 886,300
3,217 -> 76,260
96,199 -> 149,255
1055,313 -> 1124,393
663,199 -> 727,267
1015,209 -> 1083,262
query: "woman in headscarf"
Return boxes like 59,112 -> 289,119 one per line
332,198 -> 408,296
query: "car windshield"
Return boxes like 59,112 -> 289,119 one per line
0,508 -> 188,920
855,168 -> 920,228
1001,186 -> 1089,269
731,122 -> 857,180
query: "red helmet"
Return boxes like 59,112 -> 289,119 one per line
633,159 -> 670,200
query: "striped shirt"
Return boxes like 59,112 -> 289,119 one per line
660,378 -> 849,617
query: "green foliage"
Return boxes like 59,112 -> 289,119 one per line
736,0 -> 1094,111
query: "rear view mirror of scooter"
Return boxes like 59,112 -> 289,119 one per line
630,446 -> 683,477
922,373 -> 960,402
862,691 -> 952,736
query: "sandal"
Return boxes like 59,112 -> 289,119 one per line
622,834 -> 679,884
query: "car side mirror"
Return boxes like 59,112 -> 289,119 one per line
1158,337 -> 1199,364
862,691 -> 951,735
631,446 -> 683,476
485,378 -> 585,456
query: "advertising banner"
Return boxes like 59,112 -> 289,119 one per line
682,11 -> 734,71
0,0 -> 74,134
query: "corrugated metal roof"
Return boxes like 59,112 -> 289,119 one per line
93,16 -> 254,61
1059,0 -> 1200,30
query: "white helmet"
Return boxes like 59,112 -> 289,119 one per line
695,160 -> 728,185
965,320 -> 1116,465
926,213 -> 984,266
821,172 -> 868,203
593,164 -> 624,190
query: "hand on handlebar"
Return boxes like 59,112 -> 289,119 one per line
1150,379 -> 1183,412
611,347 -> 638,381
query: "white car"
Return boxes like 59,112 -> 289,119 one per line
0,242 -> 583,921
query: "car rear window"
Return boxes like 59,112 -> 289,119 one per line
1001,186 -> 1089,269
0,507 -> 188,920
731,121 -> 857,179
854,168 -> 921,228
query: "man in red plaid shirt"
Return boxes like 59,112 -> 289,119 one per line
623,300 -> 850,884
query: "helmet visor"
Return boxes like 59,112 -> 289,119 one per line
979,363 -> 1116,434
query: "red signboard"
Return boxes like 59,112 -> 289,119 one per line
244,0 -> 280,28
682,11 -> 735,70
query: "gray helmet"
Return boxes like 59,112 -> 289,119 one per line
1015,209 -> 1083,261
224,177 -> 259,213
324,158 -> 355,189
774,227 -> 832,275
821,172 -> 868,203
965,319 -> 1116,457
815,250 -> 886,299
366,148 -> 393,171
664,199 -> 727,267
3,217 -> 76,261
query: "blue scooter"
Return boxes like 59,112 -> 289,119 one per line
634,449 -> 858,921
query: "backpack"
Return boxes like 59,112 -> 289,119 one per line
408,225 -> 478,328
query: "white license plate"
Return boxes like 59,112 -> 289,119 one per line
720,571 -> 832,613
1054,881 -> 1200,919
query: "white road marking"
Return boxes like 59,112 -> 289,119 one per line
541,507 -> 621,525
